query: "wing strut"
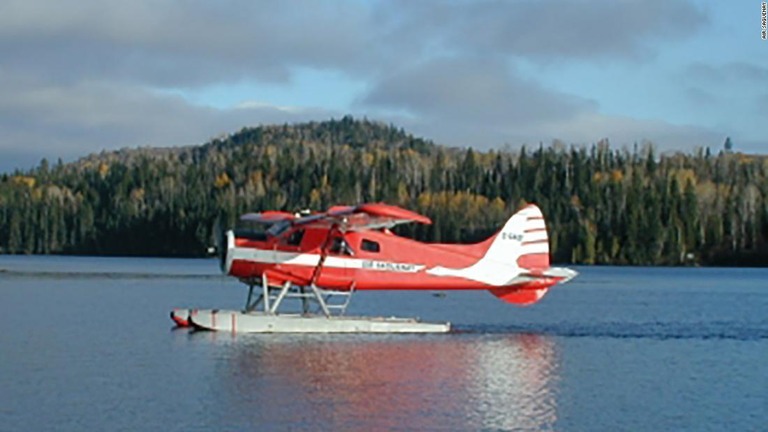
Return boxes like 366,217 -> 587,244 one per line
309,223 -> 339,287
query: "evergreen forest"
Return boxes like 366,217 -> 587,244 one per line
1,116 -> 766,266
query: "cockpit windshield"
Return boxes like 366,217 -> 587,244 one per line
233,219 -> 270,241
266,220 -> 291,237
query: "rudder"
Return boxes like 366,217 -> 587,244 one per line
487,204 -> 553,306
484,204 -> 550,272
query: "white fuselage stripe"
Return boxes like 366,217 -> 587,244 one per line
230,247 -> 425,273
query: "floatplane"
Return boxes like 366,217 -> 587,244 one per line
171,203 -> 576,333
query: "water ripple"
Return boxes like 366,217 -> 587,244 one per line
460,321 -> 768,341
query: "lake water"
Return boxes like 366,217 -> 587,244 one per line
0,256 -> 766,431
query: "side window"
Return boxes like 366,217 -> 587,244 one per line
329,237 -> 353,256
361,239 -> 380,253
285,229 -> 304,246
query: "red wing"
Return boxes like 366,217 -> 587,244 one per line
357,203 -> 431,224
291,203 -> 431,231
239,211 -> 296,224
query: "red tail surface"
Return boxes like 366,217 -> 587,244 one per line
486,205 -> 554,306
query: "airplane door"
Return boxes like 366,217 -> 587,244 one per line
317,235 -> 353,289
273,229 -> 305,279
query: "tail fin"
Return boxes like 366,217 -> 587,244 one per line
483,204 -> 550,272
487,204 -> 555,306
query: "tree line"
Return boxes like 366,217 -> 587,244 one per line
1,116 -> 766,266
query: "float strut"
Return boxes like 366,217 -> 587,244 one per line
270,281 -> 292,314
262,274 -> 271,313
244,284 -> 255,311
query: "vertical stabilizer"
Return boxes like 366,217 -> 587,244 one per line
484,204 -> 550,273
486,204 -> 558,306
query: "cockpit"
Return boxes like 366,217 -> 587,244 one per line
233,219 -> 271,242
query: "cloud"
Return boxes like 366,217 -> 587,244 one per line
356,58 -> 722,152
361,58 -> 596,128
0,73 -> 337,172
0,67 -> 728,174
0,0 -> 373,87
384,0 -> 706,62
0,0 -> 707,90
676,61 -> 768,142
0,0 -> 733,172
358,57 -> 724,151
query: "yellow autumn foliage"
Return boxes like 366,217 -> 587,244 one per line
11,176 -> 36,188
671,169 -> 697,188
593,172 -> 606,183
214,172 -> 231,189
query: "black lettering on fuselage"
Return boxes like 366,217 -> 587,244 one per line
501,232 -> 523,241
362,260 -> 418,272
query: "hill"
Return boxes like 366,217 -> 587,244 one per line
0,116 -> 766,265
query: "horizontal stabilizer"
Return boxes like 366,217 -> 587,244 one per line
521,267 -> 578,283
489,267 -> 577,306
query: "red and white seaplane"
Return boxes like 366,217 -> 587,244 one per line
171,203 -> 576,333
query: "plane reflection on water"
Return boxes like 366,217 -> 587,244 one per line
211,333 -> 560,431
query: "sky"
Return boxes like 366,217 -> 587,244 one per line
1,0 -> 766,172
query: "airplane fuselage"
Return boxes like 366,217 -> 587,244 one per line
223,212 -> 573,306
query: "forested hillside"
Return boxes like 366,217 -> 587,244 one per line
0,116 -> 766,265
